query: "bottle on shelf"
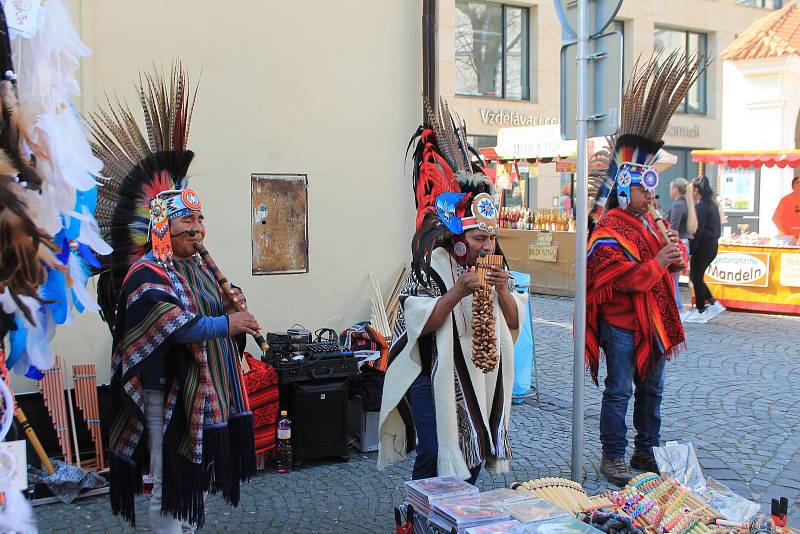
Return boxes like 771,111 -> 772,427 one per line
275,410 -> 293,473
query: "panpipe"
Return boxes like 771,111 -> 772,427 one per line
37,355 -> 73,465
512,477 -> 591,514
72,364 -> 105,470
608,473 -> 720,534
471,254 -> 503,373
368,274 -> 392,341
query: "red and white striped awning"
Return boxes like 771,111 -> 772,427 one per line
691,150 -> 800,169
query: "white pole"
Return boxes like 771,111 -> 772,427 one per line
571,0 -> 589,483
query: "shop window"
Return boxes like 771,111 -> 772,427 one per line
455,1 -> 530,100
467,134 -> 498,151
736,0 -> 782,8
654,28 -> 708,115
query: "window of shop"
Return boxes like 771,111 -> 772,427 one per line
737,0 -> 782,8
455,1 -> 530,100
654,28 -> 708,115
467,134 -> 498,151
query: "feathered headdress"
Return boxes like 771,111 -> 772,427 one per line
408,97 -> 498,283
592,51 -> 711,219
89,63 -> 200,327
0,5 -> 57,330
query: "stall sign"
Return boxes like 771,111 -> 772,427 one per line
529,245 -> 558,262
704,251 -> 770,287
720,167 -> 756,212
496,125 -> 576,160
496,164 -> 513,190
556,161 -> 576,172
779,253 -> 800,287
536,232 -> 553,246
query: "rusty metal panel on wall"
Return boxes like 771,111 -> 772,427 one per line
251,173 -> 309,275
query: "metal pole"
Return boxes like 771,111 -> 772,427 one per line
571,0 -> 589,483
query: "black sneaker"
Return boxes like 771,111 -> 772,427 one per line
600,457 -> 634,486
630,449 -> 659,473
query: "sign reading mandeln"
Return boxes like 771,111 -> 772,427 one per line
704,251 -> 770,288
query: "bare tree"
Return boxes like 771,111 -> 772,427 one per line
456,3 -> 523,96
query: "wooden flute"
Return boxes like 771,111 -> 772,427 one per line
194,244 -> 270,354
648,204 -> 684,268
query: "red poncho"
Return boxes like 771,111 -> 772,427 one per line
585,208 -> 685,384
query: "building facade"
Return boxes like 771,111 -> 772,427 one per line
437,0 -> 776,208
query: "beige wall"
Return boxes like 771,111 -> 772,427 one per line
12,0 -> 421,393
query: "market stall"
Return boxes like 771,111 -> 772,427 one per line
489,126 -> 675,297
395,441 -> 795,534
692,150 -> 800,315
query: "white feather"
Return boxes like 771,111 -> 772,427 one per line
77,206 -> 113,256
0,488 -> 37,533
68,252 -> 100,313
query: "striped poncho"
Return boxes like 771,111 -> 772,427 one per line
108,252 -> 255,527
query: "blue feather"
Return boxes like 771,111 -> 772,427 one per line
43,268 -> 69,324
25,366 -> 44,380
7,321 -> 26,370
78,243 -> 102,269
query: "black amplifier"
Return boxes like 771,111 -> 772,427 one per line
267,329 -> 312,345
266,342 -> 308,354
274,354 -> 358,384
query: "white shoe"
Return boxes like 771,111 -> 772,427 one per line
705,301 -> 726,320
679,309 -> 693,322
684,309 -> 709,324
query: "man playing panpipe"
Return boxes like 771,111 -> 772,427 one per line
378,98 -> 526,485
91,64 -> 258,531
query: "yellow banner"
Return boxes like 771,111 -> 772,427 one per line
528,245 -> 558,263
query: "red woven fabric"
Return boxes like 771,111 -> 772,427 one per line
586,209 -> 685,384
242,353 -> 279,456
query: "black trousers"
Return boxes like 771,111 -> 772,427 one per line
690,242 -> 718,312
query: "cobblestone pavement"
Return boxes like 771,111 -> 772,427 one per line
35,296 -> 800,533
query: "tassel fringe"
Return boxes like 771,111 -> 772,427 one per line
108,450 -> 145,527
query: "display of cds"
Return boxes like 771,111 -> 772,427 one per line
405,476 -> 479,517
504,498 -> 571,524
428,493 -> 511,533
464,519 -> 523,533
517,516 -> 604,534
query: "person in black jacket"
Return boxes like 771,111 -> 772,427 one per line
686,176 -> 725,323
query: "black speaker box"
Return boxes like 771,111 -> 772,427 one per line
288,379 -> 349,465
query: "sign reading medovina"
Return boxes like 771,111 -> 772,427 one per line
704,252 -> 770,288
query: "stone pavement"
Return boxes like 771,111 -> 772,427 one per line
35,296 -> 800,533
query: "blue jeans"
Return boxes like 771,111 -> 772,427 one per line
598,320 -> 666,460
408,375 -> 481,484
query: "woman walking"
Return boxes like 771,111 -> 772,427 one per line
667,178 -> 697,312
686,176 -> 724,323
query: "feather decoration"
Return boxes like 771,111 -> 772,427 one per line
2,0 -> 110,376
88,62 -> 198,323
409,95 -> 493,284
593,50 -> 711,225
